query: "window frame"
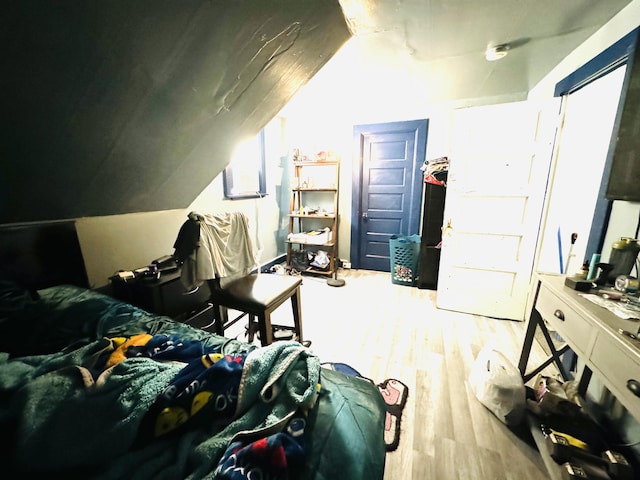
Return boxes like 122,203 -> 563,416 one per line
222,129 -> 267,200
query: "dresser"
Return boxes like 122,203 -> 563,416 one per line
518,273 -> 640,477
110,269 -> 215,330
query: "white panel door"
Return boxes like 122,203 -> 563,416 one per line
436,100 -> 559,320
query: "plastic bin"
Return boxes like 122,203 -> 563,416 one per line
389,234 -> 421,286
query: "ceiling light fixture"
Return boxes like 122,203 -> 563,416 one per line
485,44 -> 510,61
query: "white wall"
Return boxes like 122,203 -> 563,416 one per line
530,0 -> 640,273
529,0 -> 640,100
188,119 -> 288,263
535,66 -> 627,275
277,40 -> 459,260
77,0 -> 640,287
77,118 -> 286,288
277,2 -> 640,265
279,0 -> 640,267
76,209 -> 187,288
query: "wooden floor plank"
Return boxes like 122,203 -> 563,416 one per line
234,269 -> 552,479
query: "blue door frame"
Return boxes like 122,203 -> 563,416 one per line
554,27 -> 639,259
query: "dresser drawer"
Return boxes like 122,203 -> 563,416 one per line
179,302 -> 216,332
111,270 -> 211,319
535,283 -> 594,356
157,276 -> 211,317
590,332 -> 640,420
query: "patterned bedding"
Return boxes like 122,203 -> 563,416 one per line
0,283 -> 386,479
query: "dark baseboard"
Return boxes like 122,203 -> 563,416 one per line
257,254 -> 287,273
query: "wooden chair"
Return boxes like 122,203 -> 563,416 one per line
206,273 -> 304,346
174,211 -> 306,347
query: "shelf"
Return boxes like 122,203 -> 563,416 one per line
289,213 -> 335,219
297,267 -> 333,276
293,161 -> 338,166
286,240 -> 335,247
291,187 -> 337,192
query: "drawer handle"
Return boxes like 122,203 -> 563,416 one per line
553,309 -> 565,321
183,286 -> 200,296
627,379 -> 640,398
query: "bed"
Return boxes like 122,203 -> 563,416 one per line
0,222 -> 387,479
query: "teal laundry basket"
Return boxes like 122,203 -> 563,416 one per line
389,234 -> 421,286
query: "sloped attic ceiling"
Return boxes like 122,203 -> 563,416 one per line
0,0 -> 351,224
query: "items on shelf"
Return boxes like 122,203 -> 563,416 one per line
292,148 -> 337,163
287,227 -> 333,245
294,206 -> 333,216
287,150 -> 340,277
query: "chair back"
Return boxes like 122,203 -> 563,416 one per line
174,211 -> 259,289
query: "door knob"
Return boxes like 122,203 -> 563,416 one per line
442,219 -> 453,236
362,212 -> 368,222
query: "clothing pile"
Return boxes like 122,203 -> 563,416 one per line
421,156 -> 449,186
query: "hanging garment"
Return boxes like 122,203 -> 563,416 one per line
176,211 -> 259,290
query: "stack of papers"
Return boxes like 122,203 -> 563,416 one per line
287,228 -> 332,245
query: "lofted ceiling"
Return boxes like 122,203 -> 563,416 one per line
0,0 -> 636,225
334,0 -> 635,104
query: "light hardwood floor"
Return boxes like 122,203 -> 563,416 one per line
248,269 -> 555,479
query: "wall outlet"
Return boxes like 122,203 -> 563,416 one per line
342,260 -> 351,269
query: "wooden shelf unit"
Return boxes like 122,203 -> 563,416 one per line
287,158 -> 340,277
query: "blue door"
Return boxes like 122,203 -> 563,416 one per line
350,119 -> 428,271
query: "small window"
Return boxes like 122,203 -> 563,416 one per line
223,129 -> 267,199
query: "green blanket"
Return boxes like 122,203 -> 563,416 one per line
0,284 -> 386,479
